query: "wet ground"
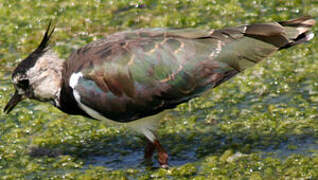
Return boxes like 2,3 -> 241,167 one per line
0,0 -> 318,179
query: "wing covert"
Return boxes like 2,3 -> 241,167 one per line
65,25 -> 287,122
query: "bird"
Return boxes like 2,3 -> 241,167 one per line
4,16 -> 315,168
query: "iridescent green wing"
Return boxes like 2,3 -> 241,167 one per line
67,17 -> 314,122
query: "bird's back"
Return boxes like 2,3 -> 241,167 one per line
60,17 -> 315,122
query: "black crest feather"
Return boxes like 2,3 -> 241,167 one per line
12,21 -> 55,78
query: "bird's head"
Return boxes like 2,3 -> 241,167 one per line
4,22 -> 64,113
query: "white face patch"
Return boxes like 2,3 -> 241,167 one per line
12,75 -> 27,95
23,51 -> 63,104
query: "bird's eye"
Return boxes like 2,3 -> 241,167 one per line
17,79 -> 29,90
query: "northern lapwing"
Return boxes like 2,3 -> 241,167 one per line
4,17 -> 315,168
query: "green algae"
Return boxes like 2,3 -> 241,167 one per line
0,0 -> 318,179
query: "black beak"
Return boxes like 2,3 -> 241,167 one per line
4,91 -> 23,114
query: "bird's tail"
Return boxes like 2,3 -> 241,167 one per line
278,16 -> 316,49
243,16 -> 315,50
210,16 -> 315,79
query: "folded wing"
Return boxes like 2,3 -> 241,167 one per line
64,17 -> 315,122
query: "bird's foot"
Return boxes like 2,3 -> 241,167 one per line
154,140 -> 169,168
160,164 -> 169,169
144,139 -> 169,168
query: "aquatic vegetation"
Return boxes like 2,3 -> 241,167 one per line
0,0 -> 317,179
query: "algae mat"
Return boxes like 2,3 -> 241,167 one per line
0,0 -> 318,179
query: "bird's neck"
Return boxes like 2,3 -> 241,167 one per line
47,58 -> 65,108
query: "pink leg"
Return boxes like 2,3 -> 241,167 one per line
154,140 -> 169,168
143,139 -> 169,168
144,140 -> 156,160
